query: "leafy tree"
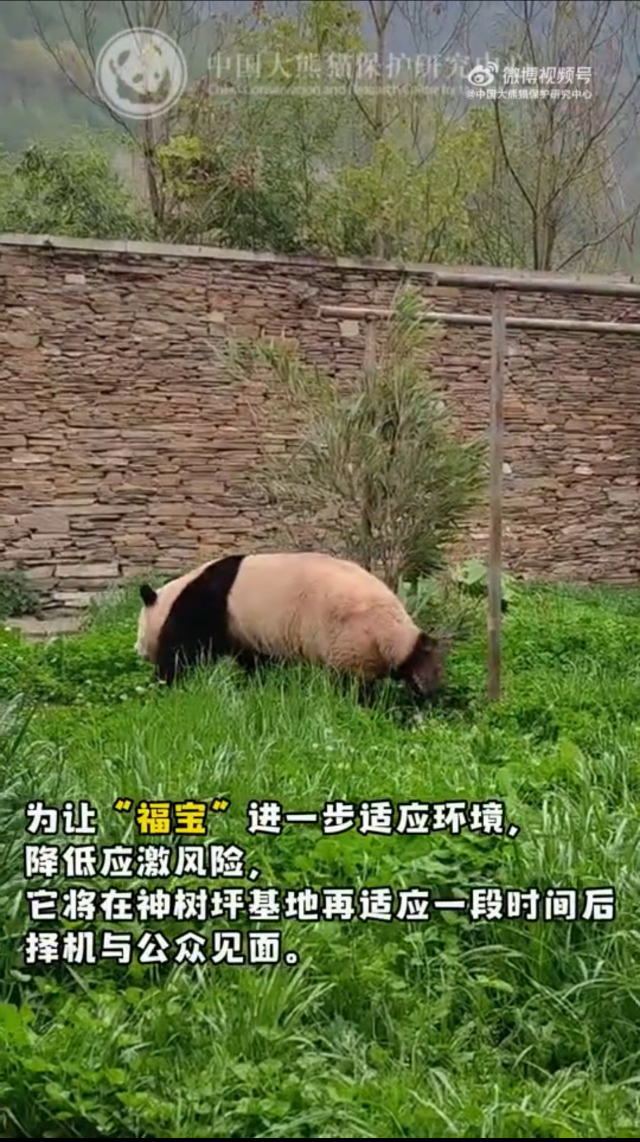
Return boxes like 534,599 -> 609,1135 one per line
0,137 -> 150,239
156,1 -> 496,260
307,114 -> 494,262
221,286 -> 487,592
29,0 -> 245,228
157,0 -> 366,249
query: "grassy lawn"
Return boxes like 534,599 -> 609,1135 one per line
1,582 -> 640,1138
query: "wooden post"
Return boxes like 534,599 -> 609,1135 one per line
361,317 -> 377,569
363,316 -> 376,383
488,288 -> 506,701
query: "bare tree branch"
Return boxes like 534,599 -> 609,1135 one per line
477,0 -> 640,271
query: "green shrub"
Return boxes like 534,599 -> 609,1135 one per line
452,558 -> 520,610
0,571 -> 42,620
399,572 -> 486,644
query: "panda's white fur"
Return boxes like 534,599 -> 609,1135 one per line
135,551 -> 444,698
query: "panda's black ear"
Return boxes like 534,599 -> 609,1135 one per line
140,584 -> 157,607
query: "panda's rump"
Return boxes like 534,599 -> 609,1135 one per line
319,600 -> 413,679
227,553 -> 418,678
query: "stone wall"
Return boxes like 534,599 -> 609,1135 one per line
1,234 -> 639,611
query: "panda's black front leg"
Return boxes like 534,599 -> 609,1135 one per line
155,637 -> 201,687
155,652 -> 183,687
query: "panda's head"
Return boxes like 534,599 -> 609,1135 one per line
135,583 -> 160,662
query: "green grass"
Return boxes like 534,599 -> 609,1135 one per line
1,581 -> 640,1138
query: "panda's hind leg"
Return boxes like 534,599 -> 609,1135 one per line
231,644 -> 277,683
235,647 -> 264,674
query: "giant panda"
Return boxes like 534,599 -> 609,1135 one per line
135,551 -> 445,702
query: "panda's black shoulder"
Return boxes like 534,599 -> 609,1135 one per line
167,554 -> 247,621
